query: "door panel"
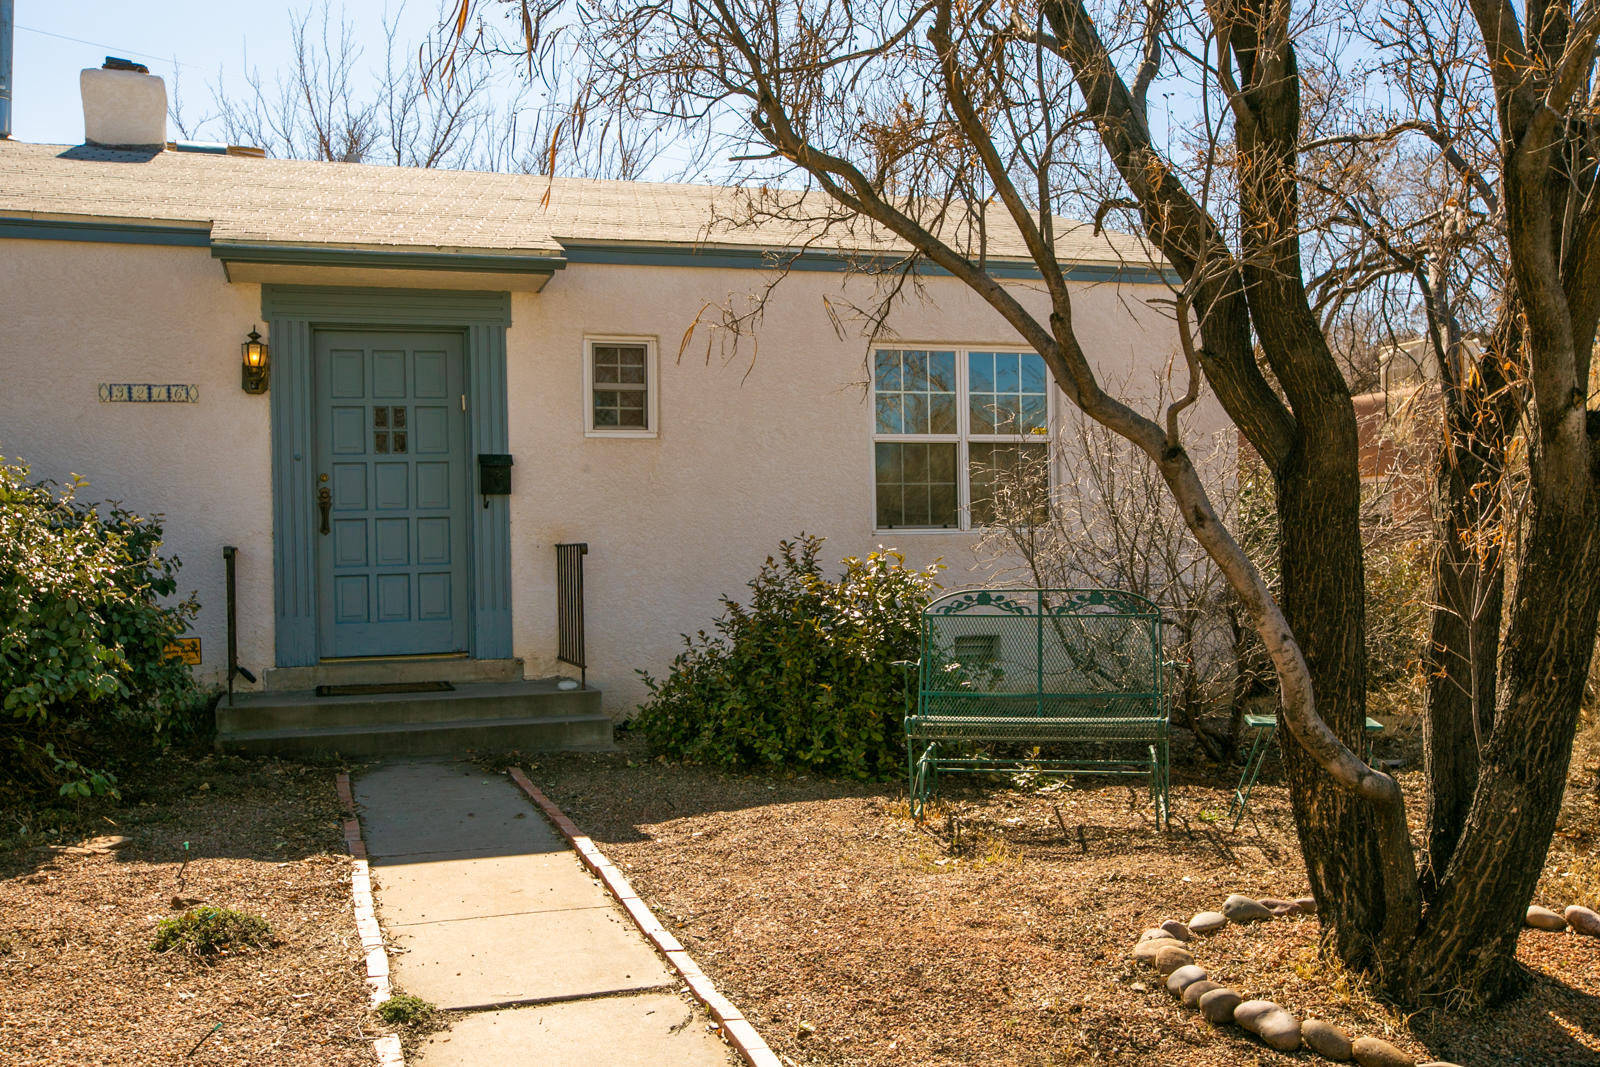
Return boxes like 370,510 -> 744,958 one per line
315,330 -> 470,658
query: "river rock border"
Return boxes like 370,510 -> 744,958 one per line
1131,891 -> 1600,1065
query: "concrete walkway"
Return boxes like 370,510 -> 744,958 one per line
354,761 -> 737,1066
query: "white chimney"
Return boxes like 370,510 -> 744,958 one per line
81,58 -> 166,148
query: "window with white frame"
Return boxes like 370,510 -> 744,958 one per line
871,347 -> 1051,529
585,336 -> 657,436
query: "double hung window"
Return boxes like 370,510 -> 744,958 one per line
872,347 -> 1051,530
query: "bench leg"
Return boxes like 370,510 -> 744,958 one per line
1162,738 -> 1172,828
1148,744 -> 1158,825
909,742 -> 939,822
1150,740 -> 1171,829
1230,722 -> 1276,830
906,738 -> 917,819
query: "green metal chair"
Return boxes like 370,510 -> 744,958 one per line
905,588 -> 1170,826
1229,713 -> 1385,828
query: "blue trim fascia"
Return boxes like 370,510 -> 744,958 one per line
215,242 -> 566,275
559,241 -> 1175,284
1,214 -> 1172,284
0,215 -> 211,247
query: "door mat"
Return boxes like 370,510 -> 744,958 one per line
315,681 -> 455,697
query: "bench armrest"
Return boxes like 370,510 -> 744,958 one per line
891,660 -> 920,718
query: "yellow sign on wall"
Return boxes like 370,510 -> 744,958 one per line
165,637 -> 202,666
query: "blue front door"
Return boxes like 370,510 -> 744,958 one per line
314,330 -> 471,658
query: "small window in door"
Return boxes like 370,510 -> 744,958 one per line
373,406 -> 408,453
585,336 -> 658,437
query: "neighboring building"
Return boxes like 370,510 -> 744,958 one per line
0,64 -> 1181,752
1361,336 -> 1493,524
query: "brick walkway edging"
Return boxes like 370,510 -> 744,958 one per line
336,772 -> 405,1067
507,766 -> 784,1067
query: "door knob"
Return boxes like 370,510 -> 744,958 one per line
318,486 -> 332,535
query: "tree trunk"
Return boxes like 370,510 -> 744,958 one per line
1274,441 -> 1395,975
1422,319 -> 1520,890
1406,494 -> 1600,1003
1422,526 -> 1502,886
1422,419 -> 1506,889
1039,0 -> 1422,973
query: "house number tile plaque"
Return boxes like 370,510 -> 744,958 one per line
99,383 -> 200,403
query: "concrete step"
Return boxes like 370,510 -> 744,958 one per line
218,680 -> 598,733
260,657 -> 527,692
218,713 -> 614,758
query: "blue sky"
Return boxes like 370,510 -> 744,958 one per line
8,2 -> 450,145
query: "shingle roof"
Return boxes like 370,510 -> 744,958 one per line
0,140 -> 1155,268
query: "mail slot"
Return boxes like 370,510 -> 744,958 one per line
478,453 -> 513,495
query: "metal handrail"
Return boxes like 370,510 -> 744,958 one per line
222,545 -> 257,705
224,545 -> 239,706
555,542 -> 588,688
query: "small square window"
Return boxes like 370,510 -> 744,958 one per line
585,337 -> 658,437
952,633 -> 1000,665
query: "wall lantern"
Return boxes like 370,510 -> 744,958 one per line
241,326 -> 270,394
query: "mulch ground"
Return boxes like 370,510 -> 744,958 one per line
0,755 -> 375,1066
529,723 -> 1600,1067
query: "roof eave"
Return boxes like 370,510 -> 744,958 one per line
556,239 -> 1172,283
0,214 -> 212,246
209,242 -> 568,275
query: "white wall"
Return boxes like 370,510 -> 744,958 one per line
0,237 -> 1192,715
504,264 -> 1187,714
0,240 -> 272,685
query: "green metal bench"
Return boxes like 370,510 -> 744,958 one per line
1229,712 -> 1384,829
905,588 -> 1170,825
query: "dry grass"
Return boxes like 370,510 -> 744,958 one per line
529,727 -> 1600,1067
0,754 -> 376,1066
2,717 -> 1594,1067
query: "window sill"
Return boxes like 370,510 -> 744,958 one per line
872,527 -> 973,536
584,429 -> 658,439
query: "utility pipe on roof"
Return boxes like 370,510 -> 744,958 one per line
0,0 -> 13,139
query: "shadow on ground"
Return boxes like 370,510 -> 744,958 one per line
0,751 -> 355,880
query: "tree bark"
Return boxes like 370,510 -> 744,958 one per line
1408,489 -> 1600,1002
1218,1 -> 1418,968
1439,0 -> 1600,1002
1422,511 -> 1502,886
1274,444 -> 1395,972
1421,345 -> 1515,888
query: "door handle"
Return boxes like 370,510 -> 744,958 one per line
318,486 -> 332,535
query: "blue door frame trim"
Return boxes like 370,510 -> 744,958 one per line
265,285 -> 514,667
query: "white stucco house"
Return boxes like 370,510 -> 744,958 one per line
0,65 -> 1181,754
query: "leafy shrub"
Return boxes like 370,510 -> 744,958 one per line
377,994 -> 436,1026
1,458 -> 198,799
635,534 -> 941,778
151,906 -> 272,957
1364,534 -> 1431,695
